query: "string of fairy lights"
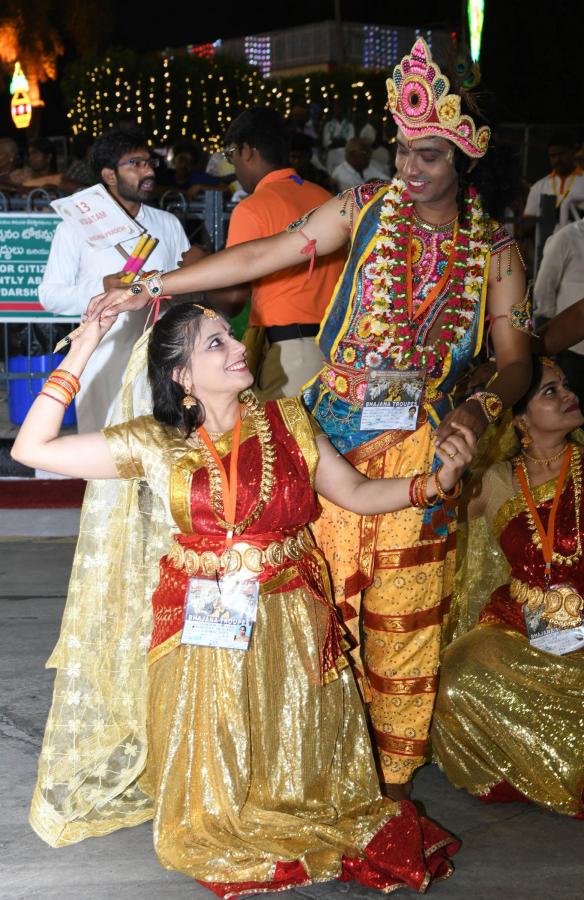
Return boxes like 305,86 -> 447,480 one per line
66,53 -> 272,149
65,51 -> 399,148
64,20 -> 475,148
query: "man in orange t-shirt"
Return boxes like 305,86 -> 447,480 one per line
216,108 -> 346,400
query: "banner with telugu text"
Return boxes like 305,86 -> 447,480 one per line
0,213 -> 72,322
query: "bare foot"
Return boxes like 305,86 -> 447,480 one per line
382,781 -> 412,802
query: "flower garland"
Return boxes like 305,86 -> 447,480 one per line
370,177 -> 491,378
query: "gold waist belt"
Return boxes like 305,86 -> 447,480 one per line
167,527 -> 315,578
510,577 -> 584,628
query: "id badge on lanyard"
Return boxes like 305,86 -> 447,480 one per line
181,572 -> 260,651
359,368 -> 426,432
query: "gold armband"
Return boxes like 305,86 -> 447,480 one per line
467,391 -> 503,423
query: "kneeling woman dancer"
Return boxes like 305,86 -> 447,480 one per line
14,302 -> 474,896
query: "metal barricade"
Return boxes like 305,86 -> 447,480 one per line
25,187 -> 62,212
159,189 -> 236,251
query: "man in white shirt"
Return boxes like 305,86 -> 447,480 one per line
39,128 -> 190,431
534,217 -> 584,406
523,131 -> 584,272
331,138 -> 388,192
321,102 -> 355,173
524,132 -> 584,222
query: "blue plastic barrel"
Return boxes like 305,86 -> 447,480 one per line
8,354 -> 77,427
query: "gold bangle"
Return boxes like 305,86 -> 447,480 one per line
52,368 -> 81,391
434,470 -> 462,501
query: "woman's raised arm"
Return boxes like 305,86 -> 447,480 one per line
11,319 -> 120,480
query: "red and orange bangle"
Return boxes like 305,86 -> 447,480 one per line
409,473 -> 432,508
434,469 -> 463,501
409,471 -> 463,508
40,367 -> 81,409
52,368 -> 81,392
408,475 -> 418,507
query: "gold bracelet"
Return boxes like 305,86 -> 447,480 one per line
434,470 -> 463,501
467,390 -> 503,424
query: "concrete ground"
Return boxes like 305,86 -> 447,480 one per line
1,513 -> 582,900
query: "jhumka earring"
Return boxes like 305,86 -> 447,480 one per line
518,419 -> 532,449
182,389 -> 197,410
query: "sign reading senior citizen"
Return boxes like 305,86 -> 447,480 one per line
50,184 -> 143,249
0,213 -> 60,321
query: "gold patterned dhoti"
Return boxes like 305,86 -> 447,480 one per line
312,423 -> 456,785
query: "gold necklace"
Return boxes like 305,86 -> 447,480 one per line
412,210 -> 458,233
203,405 -> 251,442
517,444 -> 583,567
522,443 -> 569,467
197,390 -> 276,535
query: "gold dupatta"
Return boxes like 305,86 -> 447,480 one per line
30,332 -> 171,847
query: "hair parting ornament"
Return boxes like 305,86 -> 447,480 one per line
192,303 -> 219,319
386,38 -> 491,159
540,355 -> 563,378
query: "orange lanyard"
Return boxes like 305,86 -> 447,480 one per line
406,222 -> 458,321
197,409 -> 242,545
515,445 -> 572,583
550,170 -> 579,206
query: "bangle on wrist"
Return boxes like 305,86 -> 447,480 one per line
409,473 -> 436,509
466,391 -> 503,424
52,368 -> 81,391
42,367 -> 81,408
435,469 -> 463,501
44,383 -> 72,404
131,270 -> 164,298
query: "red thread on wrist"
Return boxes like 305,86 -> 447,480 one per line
298,228 -> 317,282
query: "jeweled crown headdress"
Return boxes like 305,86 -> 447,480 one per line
386,38 -> 490,158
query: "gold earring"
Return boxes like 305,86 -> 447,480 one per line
518,420 -> 532,448
181,389 -> 197,410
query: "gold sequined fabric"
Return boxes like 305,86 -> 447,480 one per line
140,594 -> 394,884
312,423 -> 458,785
433,449 -> 584,815
432,623 -> 584,815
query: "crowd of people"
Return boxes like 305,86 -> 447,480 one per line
0,103 -> 392,204
7,35 -> 584,897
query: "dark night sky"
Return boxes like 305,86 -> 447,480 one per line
110,3 -> 462,50
7,0 -> 582,134
106,0 -> 583,125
